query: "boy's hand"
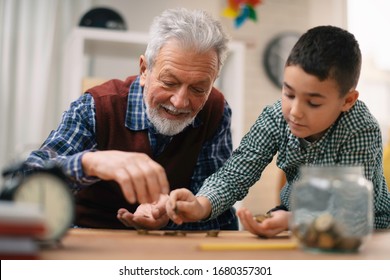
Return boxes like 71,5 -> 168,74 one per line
166,188 -> 211,225
237,207 -> 290,238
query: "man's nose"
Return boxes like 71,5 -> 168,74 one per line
170,87 -> 190,108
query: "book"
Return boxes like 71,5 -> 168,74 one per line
0,201 -> 46,259
0,201 -> 46,237
0,237 -> 39,260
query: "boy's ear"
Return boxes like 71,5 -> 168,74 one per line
341,90 -> 359,112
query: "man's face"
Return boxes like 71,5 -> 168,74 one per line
282,65 -> 358,142
140,40 -> 219,136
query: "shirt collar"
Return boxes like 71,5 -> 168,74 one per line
287,121 -> 337,153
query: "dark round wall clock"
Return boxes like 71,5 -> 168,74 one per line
263,32 -> 301,89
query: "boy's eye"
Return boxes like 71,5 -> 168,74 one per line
308,102 -> 321,108
283,92 -> 294,99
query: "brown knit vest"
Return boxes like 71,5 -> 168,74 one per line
74,76 -> 225,228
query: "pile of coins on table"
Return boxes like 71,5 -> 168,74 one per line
292,212 -> 362,252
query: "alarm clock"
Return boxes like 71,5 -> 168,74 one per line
1,162 -> 75,244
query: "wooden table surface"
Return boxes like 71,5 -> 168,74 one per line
39,228 -> 390,260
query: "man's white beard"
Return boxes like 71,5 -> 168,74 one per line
145,104 -> 195,136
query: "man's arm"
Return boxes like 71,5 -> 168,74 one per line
24,94 -> 98,185
25,94 -> 170,204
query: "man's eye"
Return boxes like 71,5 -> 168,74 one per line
163,81 -> 175,87
192,87 -> 206,95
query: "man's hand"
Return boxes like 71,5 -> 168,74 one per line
166,188 -> 212,225
117,194 -> 169,229
82,151 -> 169,204
236,207 -> 290,238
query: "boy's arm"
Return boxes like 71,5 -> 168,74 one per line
167,103 -> 281,226
166,188 -> 212,224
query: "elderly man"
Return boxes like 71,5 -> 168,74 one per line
24,8 -> 238,231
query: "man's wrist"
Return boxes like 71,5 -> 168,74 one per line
78,150 -> 100,184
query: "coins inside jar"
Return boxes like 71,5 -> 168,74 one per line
292,212 -> 363,252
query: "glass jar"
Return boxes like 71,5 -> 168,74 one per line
290,165 -> 373,253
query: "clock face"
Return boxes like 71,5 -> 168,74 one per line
14,172 -> 74,242
263,32 -> 301,88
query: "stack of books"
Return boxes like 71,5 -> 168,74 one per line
0,201 -> 46,259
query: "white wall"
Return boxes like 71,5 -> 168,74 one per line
347,0 -> 390,144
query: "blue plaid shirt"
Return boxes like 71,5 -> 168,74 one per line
26,76 -> 235,230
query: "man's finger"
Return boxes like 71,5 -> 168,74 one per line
116,169 -> 137,204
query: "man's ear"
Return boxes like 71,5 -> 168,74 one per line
341,89 -> 359,112
139,55 -> 147,86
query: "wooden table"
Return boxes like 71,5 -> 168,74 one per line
39,228 -> 390,260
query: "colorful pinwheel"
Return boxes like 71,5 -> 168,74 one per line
222,0 -> 263,28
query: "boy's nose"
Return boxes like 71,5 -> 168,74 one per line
290,102 -> 304,119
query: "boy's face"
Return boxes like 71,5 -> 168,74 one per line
281,65 -> 358,142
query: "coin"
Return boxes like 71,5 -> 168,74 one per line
206,230 -> 220,237
254,212 -> 272,223
137,229 -> 149,235
314,212 -> 334,232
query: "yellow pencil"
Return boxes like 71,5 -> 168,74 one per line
199,242 -> 298,251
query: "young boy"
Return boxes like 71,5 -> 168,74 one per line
166,25 -> 390,236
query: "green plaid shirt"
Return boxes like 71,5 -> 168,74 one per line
198,99 -> 390,229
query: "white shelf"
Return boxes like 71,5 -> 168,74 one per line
72,27 -> 149,44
